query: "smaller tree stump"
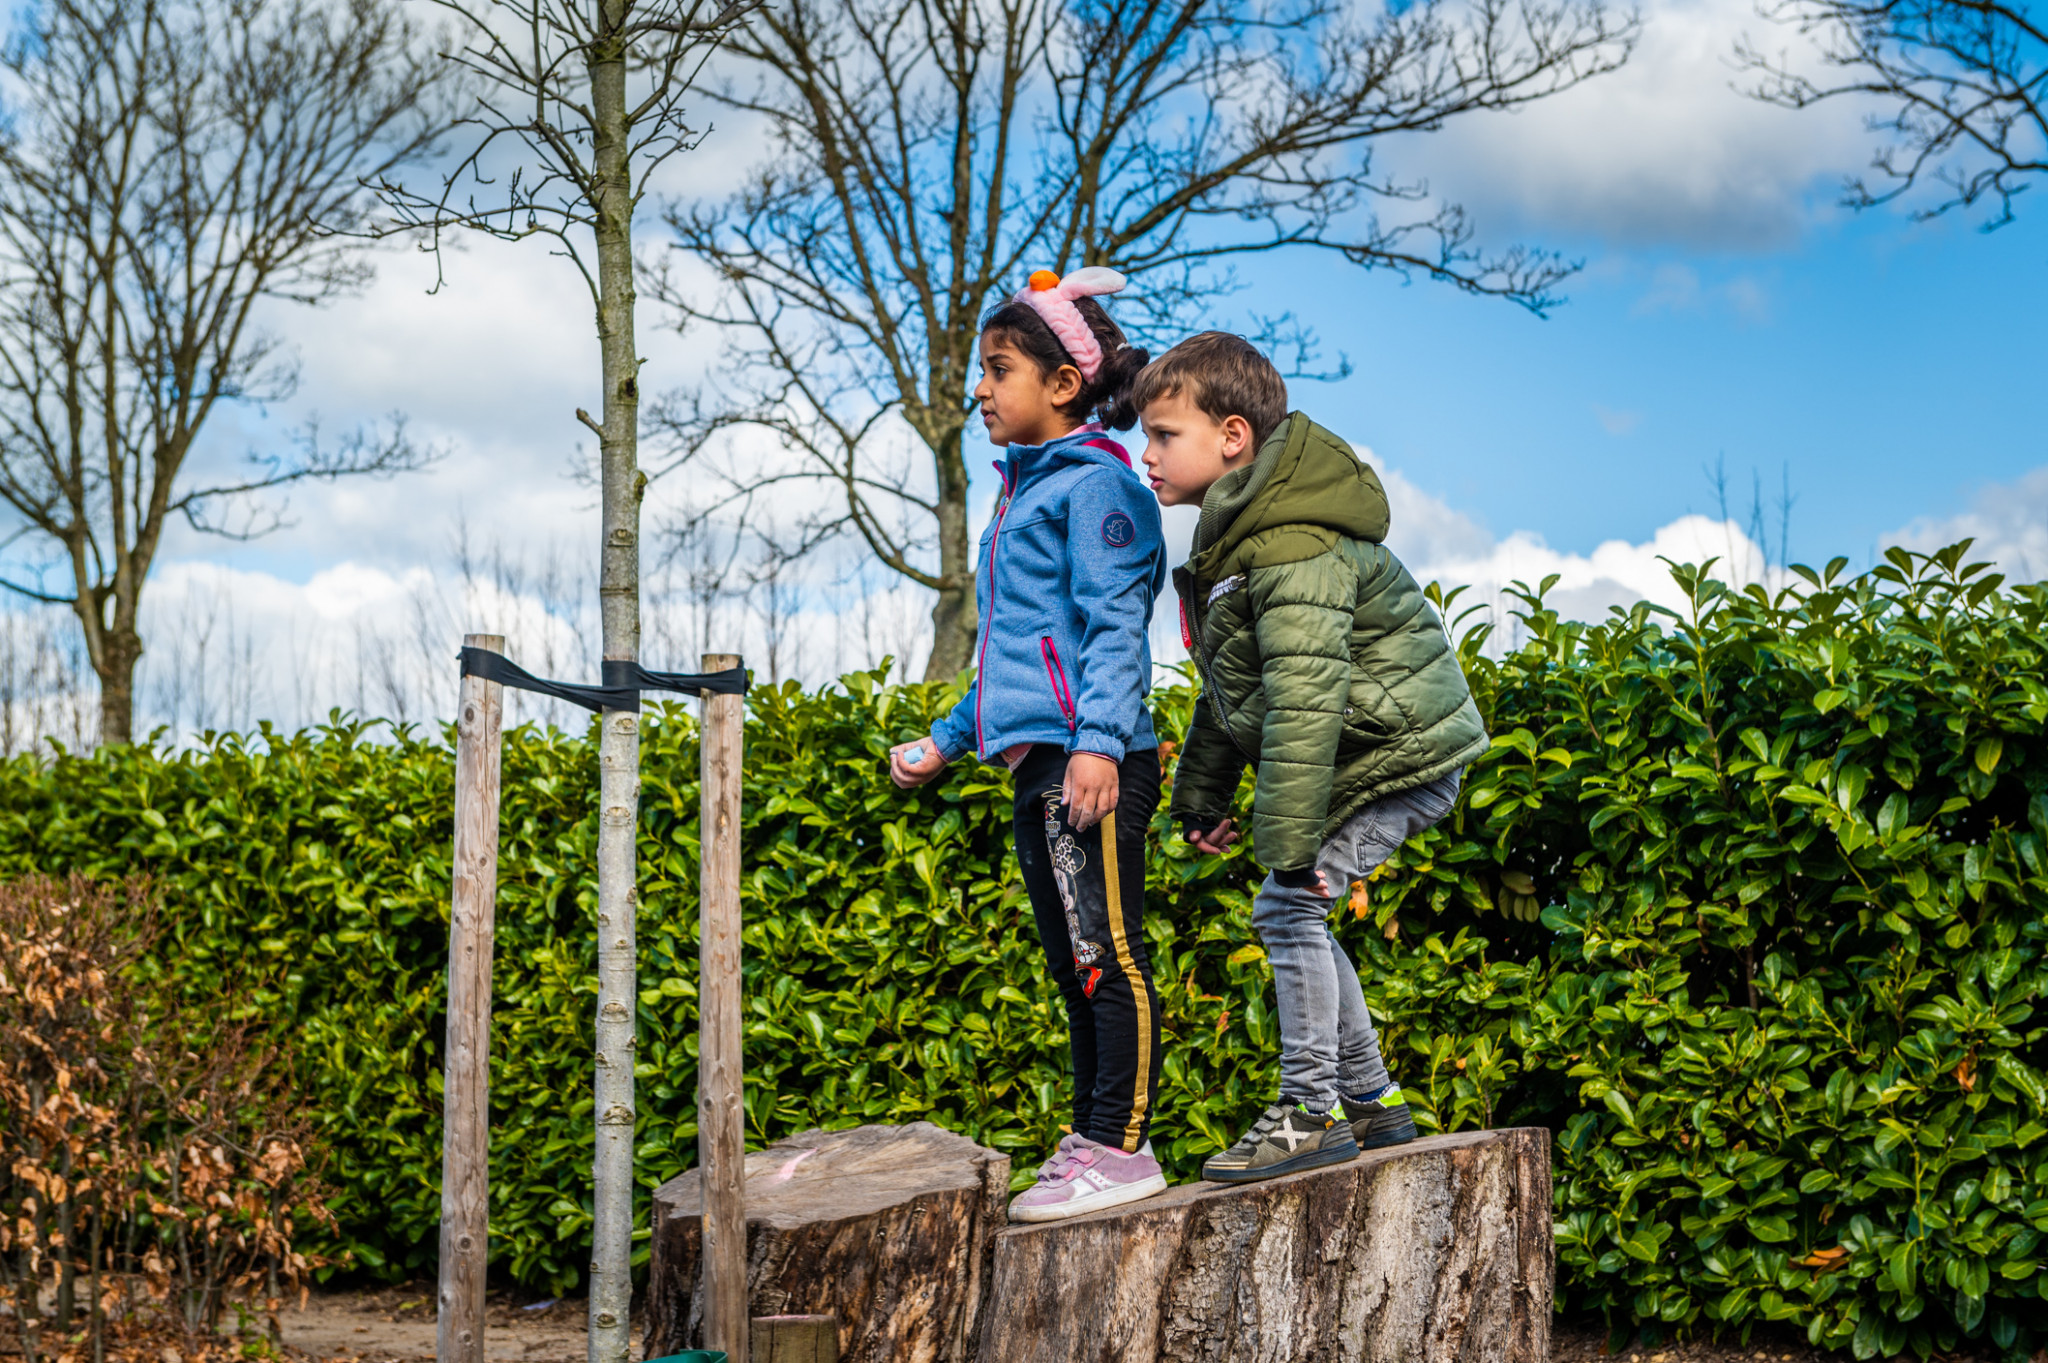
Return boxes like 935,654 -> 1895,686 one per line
646,1123 -> 1010,1363
751,1315 -> 838,1362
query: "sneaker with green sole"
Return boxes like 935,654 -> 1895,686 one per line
1201,1102 -> 1359,1184
1347,1082 -> 1418,1150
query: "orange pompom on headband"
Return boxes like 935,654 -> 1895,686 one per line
1014,266 -> 1128,383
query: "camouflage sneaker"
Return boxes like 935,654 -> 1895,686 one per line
1347,1082 -> 1418,1150
1201,1102 -> 1359,1184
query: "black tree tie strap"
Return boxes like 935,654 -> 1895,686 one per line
459,647 -> 747,714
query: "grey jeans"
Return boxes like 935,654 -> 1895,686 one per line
1251,770 -> 1463,1111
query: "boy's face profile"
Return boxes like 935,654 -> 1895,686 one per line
1139,388 -> 1253,507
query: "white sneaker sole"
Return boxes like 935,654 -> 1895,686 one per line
1008,1172 -> 1169,1223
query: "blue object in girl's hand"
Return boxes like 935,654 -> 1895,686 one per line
902,743 -> 928,768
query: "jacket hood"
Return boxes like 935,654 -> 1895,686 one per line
1191,412 -> 1388,571
1003,424 -> 1133,485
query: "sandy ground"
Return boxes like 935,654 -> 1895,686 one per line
277,1286 -> 631,1363
269,1286 -> 2036,1363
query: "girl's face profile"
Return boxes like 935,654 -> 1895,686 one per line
974,331 -> 1083,448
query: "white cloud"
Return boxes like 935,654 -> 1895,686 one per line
1885,466 -> 2048,584
158,228 -> 722,578
1360,448 -> 1772,637
0,537 -> 936,747
1145,445 -> 1766,673
1592,404 -> 1642,436
1400,0 -> 1877,249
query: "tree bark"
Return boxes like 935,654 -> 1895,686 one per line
84,620 -> 140,747
977,1128 -> 1552,1363
645,1122 -> 1011,1363
586,6 -> 642,1363
919,416 -> 974,682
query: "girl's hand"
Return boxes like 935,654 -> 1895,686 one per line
1062,752 -> 1120,830
1187,818 -> 1239,855
890,735 -> 947,788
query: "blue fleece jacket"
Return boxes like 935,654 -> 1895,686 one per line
931,426 -> 1167,765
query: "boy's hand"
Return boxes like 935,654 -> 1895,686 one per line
890,735 -> 947,788
1186,817 -> 1239,855
1062,753 -> 1120,830
1272,864 -> 1337,898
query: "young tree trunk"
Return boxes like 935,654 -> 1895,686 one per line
586,8 -> 642,1363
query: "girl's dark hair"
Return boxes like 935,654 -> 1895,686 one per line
980,294 -> 1150,430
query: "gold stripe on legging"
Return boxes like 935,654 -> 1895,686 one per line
1100,810 -> 1153,1152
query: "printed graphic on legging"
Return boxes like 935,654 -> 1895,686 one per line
1042,792 -> 1106,995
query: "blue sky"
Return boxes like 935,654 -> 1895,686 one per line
1291,207 -> 2047,569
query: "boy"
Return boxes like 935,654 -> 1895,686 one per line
1134,332 -> 1489,1183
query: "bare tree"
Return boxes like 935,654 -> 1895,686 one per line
742,528 -> 807,684
0,606 -> 95,758
0,0 -> 448,745
370,0 -> 752,1355
1742,0 -> 2046,227
649,0 -> 1636,678
661,508 -> 751,663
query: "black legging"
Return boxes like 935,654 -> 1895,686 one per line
1010,744 -> 1164,1153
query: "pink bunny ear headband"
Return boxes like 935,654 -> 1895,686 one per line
1014,267 -> 1127,383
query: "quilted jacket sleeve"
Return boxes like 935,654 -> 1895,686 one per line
1168,688 -> 1245,828
1248,548 -> 1357,872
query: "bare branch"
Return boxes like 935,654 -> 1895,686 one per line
0,577 -> 78,607
1741,0 -> 2047,226
650,0 -> 1635,676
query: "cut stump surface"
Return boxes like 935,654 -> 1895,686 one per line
645,1121 -> 1010,1363
978,1127 -> 1552,1363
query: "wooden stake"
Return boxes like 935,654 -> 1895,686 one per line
439,633 -> 504,1363
699,653 -> 747,1361
751,1315 -> 837,1363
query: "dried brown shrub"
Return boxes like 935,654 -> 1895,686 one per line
0,876 -> 340,1363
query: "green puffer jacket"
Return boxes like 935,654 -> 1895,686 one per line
1169,413 -> 1489,872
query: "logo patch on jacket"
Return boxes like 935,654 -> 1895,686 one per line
1101,512 -> 1136,548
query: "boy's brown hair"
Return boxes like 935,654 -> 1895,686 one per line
1131,331 -> 1288,450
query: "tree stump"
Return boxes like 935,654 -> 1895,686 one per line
646,1122 -> 1011,1363
976,1128 -> 1552,1363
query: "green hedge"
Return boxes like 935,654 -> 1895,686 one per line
1,544 -> 2043,1359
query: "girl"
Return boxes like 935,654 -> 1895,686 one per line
890,267 -> 1170,1223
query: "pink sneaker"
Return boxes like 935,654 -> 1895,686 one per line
1008,1134 -> 1169,1223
